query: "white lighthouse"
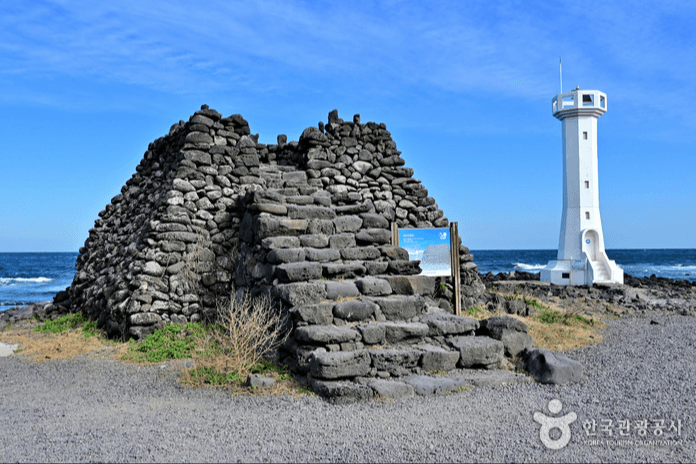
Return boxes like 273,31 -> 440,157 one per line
541,86 -> 623,286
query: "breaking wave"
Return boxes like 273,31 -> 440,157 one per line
0,277 -> 53,285
513,263 -> 546,271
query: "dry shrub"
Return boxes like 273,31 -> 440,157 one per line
193,292 -> 290,380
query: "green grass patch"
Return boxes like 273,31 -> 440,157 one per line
250,360 -> 289,376
123,322 -> 212,363
182,359 -> 291,387
35,313 -> 87,334
537,308 -> 594,327
465,305 -> 484,317
185,366 -> 246,386
296,386 -> 315,395
523,298 -> 547,311
81,321 -> 99,338
538,308 -> 564,324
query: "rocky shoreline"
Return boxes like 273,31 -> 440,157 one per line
479,271 -> 696,318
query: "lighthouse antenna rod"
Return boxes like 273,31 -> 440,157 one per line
559,57 -> 563,94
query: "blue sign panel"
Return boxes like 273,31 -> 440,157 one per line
398,228 -> 451,277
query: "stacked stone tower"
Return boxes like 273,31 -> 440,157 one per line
50,106 -> 521,393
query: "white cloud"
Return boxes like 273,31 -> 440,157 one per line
1,0 -> 693,129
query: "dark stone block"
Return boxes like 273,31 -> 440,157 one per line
128,312 -> 162,325
299,234 -> 330,248
355,277 -> 392,296
256,217 -> 308,239
357,323 -> 386,345
287,205 -> 336,220
304,248 -> 341,263
523,347 -> 583,385
309,350 -> 371,379
333,215 -> 363,233
448,336 -> 504,368
276,262 -> 323,283
274,281 -> 326,306
369,349 -> 421,376
325,281 -> 360,300
292,303 -> 334,325
420,313 -> 479,336
266,248 -> 306,264
506,299 -> 526,315
309,378 -> 374,404
364,262 -> 389,275
322,263 -> 366,279
329,233 -> 356,249
381,276 -> 436,296
306,219 -> 334,235
387,260 -> 422,275
373,295 -> 425,321
333,299 -> 378,322
340,247 -> 381,260
295,325 -> 361,344
368,380 -> 415,400
383,322 -> 429,343
417,345 -> 460,372
261,236 -> 301,250
478,316 -> 532,357
355,228 -> 392,245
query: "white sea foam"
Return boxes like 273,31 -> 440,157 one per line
0,277 -> 53,285
513,263 -> 546,271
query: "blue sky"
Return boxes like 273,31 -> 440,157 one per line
1,0 -> 694,252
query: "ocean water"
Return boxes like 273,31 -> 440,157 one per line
1,249 -> 695,311
0,253 -> 78,311
472,249 -> 696,282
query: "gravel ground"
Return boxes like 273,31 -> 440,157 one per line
1,315 -> 695,463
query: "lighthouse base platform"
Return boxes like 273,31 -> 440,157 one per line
541,257 -> 623,286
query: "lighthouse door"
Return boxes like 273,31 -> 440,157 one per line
584,230 -> 599,261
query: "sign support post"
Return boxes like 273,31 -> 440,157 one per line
450,222 -> 461,316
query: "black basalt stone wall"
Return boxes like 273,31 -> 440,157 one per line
52,106 -> 485,341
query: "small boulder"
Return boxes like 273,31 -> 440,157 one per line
368,379 -> 415,400
309,378 -> 374,404
478,316 -> 532,357
247,374 -> 276,389
523,347 -> 583,385
448,336 -> 504,368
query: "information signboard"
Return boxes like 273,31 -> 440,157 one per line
398,228 -> 451,276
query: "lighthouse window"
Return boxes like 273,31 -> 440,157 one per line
562,273 -> 570,279
585,181 -> 590,189
585,212 -> 590,220
583,131 -> 588,140
600,96 -> 606,108
582,94 -> 594,106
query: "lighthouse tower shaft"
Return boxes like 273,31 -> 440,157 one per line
541,88 -> 623,286
558,113 -> 602,260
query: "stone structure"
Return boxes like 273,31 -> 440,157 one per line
541,87 -> 623,285
47,106 -> 532,393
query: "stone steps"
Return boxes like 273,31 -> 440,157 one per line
239,160 -> 502,399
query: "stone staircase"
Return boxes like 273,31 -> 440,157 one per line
591,259 -> 610,281
235,167 -> 532,401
